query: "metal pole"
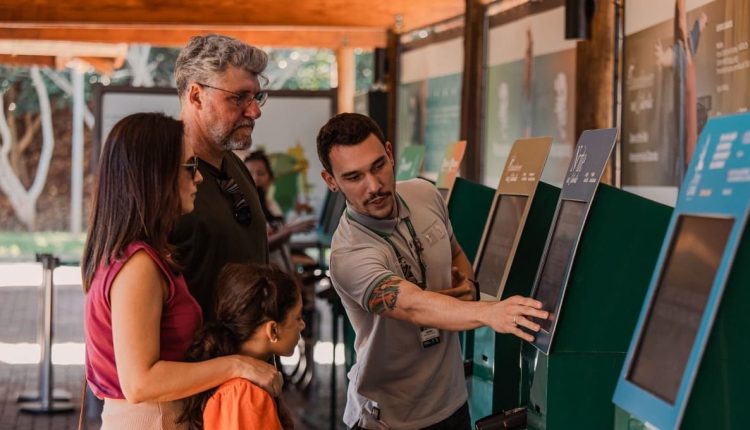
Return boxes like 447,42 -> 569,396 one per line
19,254 -> 74,414
70,64 -> 85,233
330,304 -> 339,430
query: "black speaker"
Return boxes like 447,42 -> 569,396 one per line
373,48 -> 387,85
367,90 -> 389,139
565,0 -> 596,40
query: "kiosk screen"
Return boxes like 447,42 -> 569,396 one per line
532,200 -> 586,333
476,194 -> 528,296
627,215 -> 734,403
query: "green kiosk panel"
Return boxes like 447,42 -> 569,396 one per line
468,137 -> 560,423
448,177 -> 496,265
518,129 -> 673,430
447,177 -> 495,363
614,112 -> 750,430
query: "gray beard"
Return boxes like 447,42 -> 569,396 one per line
222,136 -> 251,151
212,127 -> 252,151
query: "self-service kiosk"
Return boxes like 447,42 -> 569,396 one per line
613,113 -> 750,430
447,177 -> 495,363
518,129 -> 673,429
468,137 -> 560,422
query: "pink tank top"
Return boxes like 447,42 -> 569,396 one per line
84,242 -> 202,399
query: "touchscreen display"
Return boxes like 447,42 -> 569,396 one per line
627,215 -> 733,403
532,200 -> 587,333
476,195 -> 529,296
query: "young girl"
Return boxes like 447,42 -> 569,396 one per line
179,263 -> 304,430
82,113 -> 280,429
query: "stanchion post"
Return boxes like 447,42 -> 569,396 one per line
19,253 -> 75,414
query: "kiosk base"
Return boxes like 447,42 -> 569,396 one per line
19,400 -> 75,414
17,388 -> 72,402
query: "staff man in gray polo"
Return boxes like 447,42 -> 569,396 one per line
317,113 -> 548,429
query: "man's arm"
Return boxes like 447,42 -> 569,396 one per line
435,238 -> 476,301
367,275 -> 547,342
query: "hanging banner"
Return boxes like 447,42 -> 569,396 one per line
398,35 -> 463,179
622,0 -> 750,200
484,3 -> 577,188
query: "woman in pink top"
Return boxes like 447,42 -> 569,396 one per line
82,113 -> 282,429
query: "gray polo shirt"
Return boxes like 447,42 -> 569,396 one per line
330,178 -> 467,429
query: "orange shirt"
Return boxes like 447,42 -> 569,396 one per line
203,378 -> 282,430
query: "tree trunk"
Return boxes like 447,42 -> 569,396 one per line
9,113 -> 41,187
0,66 -> 56,230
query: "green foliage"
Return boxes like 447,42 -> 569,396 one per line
0,231 -> 85,262
355,50 -> 375,92
0,65 -> 101,116
265,48 -> 334,90
263,48 -> 374,91
1,46 -> 374,118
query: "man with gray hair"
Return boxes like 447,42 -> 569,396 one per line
170,34 -> 283,396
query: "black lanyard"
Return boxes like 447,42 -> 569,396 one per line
381,217 -> 427,290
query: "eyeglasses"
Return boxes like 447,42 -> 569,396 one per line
197,82 -> 268,108
181,155 -> 199,180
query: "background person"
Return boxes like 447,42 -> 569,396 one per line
244,150 -> 316,274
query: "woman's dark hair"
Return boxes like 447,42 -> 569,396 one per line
179,263 -> 301,430
244,150 -> 274,180
81,112 -> 184,292
316,112 -> 386,173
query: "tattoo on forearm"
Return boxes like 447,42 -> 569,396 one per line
368,277 -> 401,314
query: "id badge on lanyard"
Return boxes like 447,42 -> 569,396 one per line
389,219 -> 440,349
419,327 -> 441,348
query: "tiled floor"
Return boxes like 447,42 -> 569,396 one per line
0,268 -> 347,430
0,284 -> 91,430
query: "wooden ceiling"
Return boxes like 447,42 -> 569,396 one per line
0,0 -> 466,49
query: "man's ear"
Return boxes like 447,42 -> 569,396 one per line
188,82 -> 203,110
385,141 -> 395,166
321,169 -> 339,192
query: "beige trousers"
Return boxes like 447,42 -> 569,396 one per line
101,398 -> 187,430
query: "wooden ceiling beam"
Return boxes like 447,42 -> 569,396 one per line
0,54 -> 56,68
0,40 -> 128,58
0,24 -> 388,48
0,0 -> 464,34
0,54 -> 117,75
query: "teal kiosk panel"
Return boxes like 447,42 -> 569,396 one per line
468,137 -> 560,423
613,113 -> 750,430
447,177 -> 495,362
447,177 -> 495,264
519,129 -> 673,429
